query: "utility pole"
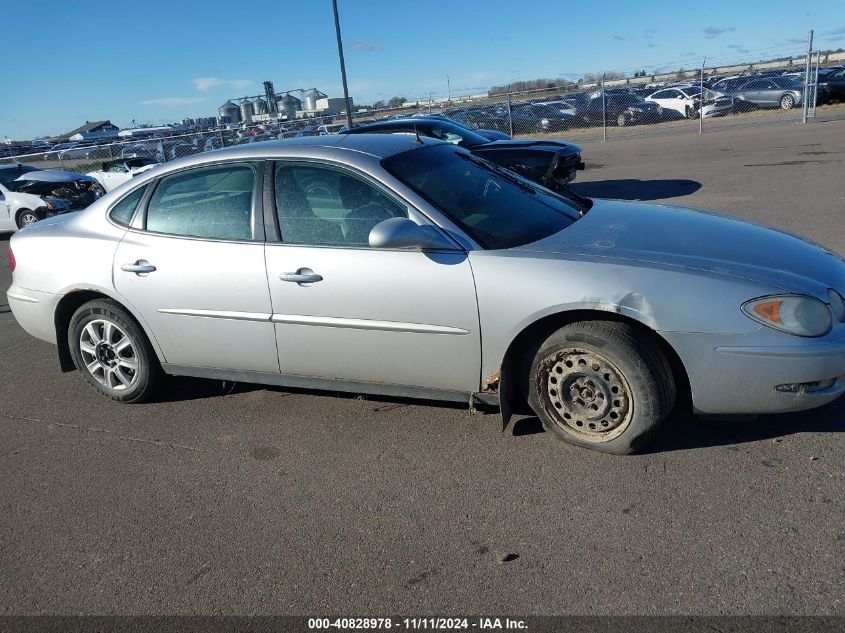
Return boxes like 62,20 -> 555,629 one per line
331,0 -> 354,129
802,29 -> 813,124
447,75 -> 451,102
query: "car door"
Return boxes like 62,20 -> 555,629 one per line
647,89 -> 670,113
112,160 -> 278,372
828,69 -> 845,100
264,160 -> 481,393
759,80 -> 779,106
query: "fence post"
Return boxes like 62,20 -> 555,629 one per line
428,92 -> 432,115
601,74 -> 607,142
218,128 -> 225,148
507,92 -> 514,138
811,51 -> 820,118
699,58 -> 705,134
108,143 -> 114,159
802,29 -> 813,124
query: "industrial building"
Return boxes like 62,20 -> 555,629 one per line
216,82 -> 351,125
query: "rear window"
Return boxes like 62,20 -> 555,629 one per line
384,144 -> 578,250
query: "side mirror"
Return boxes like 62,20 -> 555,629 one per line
369,217 -> 456,250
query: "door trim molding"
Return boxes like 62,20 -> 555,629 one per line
271,313 -> 470,335
157,308 -> 469,334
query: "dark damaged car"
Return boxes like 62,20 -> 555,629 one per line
345,117 -> 585,190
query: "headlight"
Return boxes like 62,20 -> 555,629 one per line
828,289 -> 845,322
742,295 -> 832,337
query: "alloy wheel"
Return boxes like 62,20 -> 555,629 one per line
78,319 -> 139,391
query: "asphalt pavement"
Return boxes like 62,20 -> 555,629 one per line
0,118 -> 843,616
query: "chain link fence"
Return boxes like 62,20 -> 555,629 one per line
2,35 -> 843,175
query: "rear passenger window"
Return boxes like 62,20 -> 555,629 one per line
109,185 -> 147,226
145,163 -> 255,240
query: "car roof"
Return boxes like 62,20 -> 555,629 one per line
123,134 -> 447,179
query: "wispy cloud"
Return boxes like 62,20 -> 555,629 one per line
786,38 -> 806,45
613,35 -> 626,41
140,97 -> 206,106
703,25 -> 736,39
348,40 -> 383,52
823,26 -> 845,36
647,42 -> 657,48
192,77 -> 253,92
643,28 -> 656,39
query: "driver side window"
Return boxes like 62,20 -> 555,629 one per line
274,163 -> 408,247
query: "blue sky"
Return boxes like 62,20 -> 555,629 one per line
3,0 -> 844,139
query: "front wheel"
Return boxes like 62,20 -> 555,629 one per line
68,299 -> 161,403
780,94 -> 796,109
616,114 -> 627,127
16,209 -> 39,229
526,321 -> 675,454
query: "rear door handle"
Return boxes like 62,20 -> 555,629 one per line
121,260 -> 156,275
280,268 -> 323,285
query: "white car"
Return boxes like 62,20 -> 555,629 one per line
87,158 -> 159,192
646,87 -> 733,119
0,165 -> 72,231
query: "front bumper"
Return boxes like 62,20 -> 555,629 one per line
661,327 -> 845,415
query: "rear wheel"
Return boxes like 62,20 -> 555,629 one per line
68,299 -> 161,403
526,321 -> 674,454
16,209 -> 38,229
780,94 -> 796,109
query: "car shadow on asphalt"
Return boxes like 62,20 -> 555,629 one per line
647,400 -> 845,453
510,397 -> 845,452
569,178 -> 701,201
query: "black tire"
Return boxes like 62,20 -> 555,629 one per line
780,94 -> 795,109
616,113 -> 627,127
16,209 -> 39,229
68,299 -> 162,403
526,321 -> 675,455
686,106 -> 696,119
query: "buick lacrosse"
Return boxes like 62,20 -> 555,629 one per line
8,135 -> 845,453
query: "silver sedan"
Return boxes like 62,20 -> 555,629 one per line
7,135 -> 845,454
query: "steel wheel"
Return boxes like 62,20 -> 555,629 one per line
17,210 -> 38,228
780,94 -> 795,109
78,319 -> 139,391
542,348 -> 633,441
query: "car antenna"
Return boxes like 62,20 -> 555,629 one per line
413,124 -> 423,144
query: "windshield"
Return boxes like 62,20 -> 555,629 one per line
383,144 -> 579,249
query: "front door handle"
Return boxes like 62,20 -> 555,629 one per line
280,268 -> 323,285
121,260 -> 156,275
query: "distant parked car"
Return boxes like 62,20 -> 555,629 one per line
646,87 -> 733,119
729,77 -> 803,110
447,107 -> 510,133
87,157 -> 159,192
345,117 -> 584,189
120,145 -> 157,160
580,94 -> 662,127
510,102 -> 580,134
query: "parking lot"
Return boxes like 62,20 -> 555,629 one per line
1,118 -> 843,616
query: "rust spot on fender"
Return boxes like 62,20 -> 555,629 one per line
482,370 -> 501,393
